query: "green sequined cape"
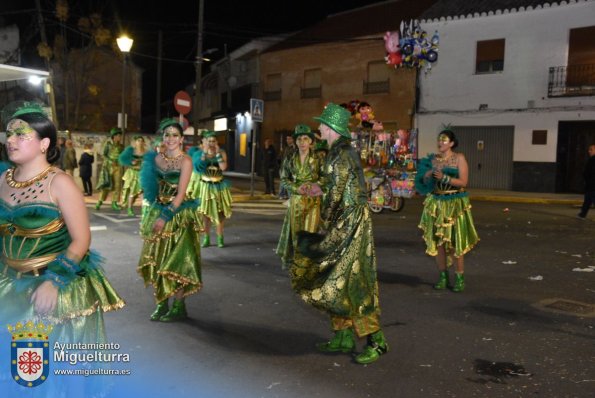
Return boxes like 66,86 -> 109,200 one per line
293,139 -> 380,318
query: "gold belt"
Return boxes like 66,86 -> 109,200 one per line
2,252 -> 60,278
0,218 -> 65,237
201,175 -> 223,183
434,189 -> 465,195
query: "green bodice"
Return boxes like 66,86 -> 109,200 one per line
157,168 -> 181,204
0,201 -> 69,262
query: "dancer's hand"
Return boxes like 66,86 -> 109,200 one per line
31,281 -> 58,315
153,218 -> 165,233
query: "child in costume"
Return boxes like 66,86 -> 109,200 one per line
137,118 -> 202,322
276,124 -> 322,268
119,135 -> 147,216
195,131 -> 232,248
293,103 -> 389,365
415,129 -> 479,292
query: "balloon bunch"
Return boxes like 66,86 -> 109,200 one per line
384,20 -> 439,73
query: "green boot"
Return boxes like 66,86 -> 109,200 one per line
217,235 -> 224,248
150,300 -> 169,321
94,200 -> 103,210
127,207 -> 135,217
201,235 -> 210,248
433,271 -> 449,290
316,329 -> 355,353
452,272 -> 465,292
160,299 -> 187,322
355,330 -> 389,364
111,201 -> 121,211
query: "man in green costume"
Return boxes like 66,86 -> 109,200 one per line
293,103 -> 389,364
95,127 -> 124,210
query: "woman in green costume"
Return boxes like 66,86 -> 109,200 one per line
0,103 -> 125,343
186,133 -> 207,201
276,124 -> 322,268
119,135 -> 147,216
95,127 -> 124,211
293,103 -> 388,365
415,129 -> 479,292
137,118 -> 202,322
195,131 -> 232,248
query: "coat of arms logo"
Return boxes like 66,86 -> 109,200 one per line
8,320 -> 53,387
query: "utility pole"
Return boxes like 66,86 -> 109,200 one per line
156,29 -> 163,129
35,0 -> 59,128
192,0 -> 205,146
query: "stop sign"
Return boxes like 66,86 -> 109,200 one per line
174,91 -> 192,115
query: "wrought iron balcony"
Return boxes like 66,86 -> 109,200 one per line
363,79 -> 390,94
548,64 -> 595,97
300,86 -> 321,99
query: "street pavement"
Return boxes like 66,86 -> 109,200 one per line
83,181 -> 595,398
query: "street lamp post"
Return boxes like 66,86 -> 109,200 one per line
117,35 -> 134,143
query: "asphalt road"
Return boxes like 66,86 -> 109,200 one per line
88,197 -> 595,398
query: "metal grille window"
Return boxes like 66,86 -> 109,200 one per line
264,73 -> 281,101
476,39 -> 505,74
364,61 -> 390,94
301,68 -> 321,99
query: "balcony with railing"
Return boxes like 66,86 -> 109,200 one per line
300,86 -> 321,99
363,79 -> 390,95
548,64 -> 595,97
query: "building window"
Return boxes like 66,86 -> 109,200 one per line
301,68 -> 321,99
264,73 -> 281,101
532,130 -> 547,145
476,39 -> 505,74
364,61 -> 390,94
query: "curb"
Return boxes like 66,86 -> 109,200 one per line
469,195 -> 582,205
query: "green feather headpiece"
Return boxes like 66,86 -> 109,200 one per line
110,127 -> 122,137
11,102 -> 48,119
158,118 -> 182,134
202,130 -> 217,138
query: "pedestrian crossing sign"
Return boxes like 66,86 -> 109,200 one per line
250,98 -> 264,122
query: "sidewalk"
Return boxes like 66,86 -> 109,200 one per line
82,172 -> 584,206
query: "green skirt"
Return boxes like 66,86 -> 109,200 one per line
138,204 -> 203,302
418,193 -> 479,258
122,168 -> 142,197
0,251 -> 125,343
197,180 -> 232,224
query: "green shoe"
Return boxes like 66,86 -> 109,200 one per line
452,272 -> 465,292
355,330 -> 389,365
433,271 -> 449,290
94,200 -> 103,210
160,299 -> 187,322
111,202 -> 121,211
150,301 -> 169,321
127,207 -> 135,217
316,329 -> 355,353
217,235 -> 224,248
201,235 -> 210,248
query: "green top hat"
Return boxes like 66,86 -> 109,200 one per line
293,124 -> 314,139
110,127 -> 122,137
313,103 -> 351,138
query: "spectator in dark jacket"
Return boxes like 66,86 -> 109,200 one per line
79,143 -> 95,196
578,144 -> 595,219
262,138 -> 277,195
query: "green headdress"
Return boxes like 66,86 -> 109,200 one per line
293,124 -> 314,139
133,135 -> 144,141
313,103 -> 351,138
11,102 -> 47,119
202,130 -> 217,138
158,118 -> 182,134
110,127 -> 122,137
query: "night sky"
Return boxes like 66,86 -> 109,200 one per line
1,0 -> 383,128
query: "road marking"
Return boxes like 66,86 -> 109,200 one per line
93,212 -> 139,223
90,225 -> 107,231
232,201 -> 286,216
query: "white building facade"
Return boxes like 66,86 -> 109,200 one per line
416,0 -> 595,192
